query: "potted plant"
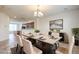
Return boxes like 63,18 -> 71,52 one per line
34,29 -> 40,33
50,29 -> 60,32
72,28 -> 79,40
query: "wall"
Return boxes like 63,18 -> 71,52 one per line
0,13 -> 9,41
36,18 -> 49,34
37,9 -> 79,43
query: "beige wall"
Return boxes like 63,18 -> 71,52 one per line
0,13 -> 9,41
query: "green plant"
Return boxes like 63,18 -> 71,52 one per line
50,29 -> 54,31
50,29 -> 60,32
34,29 -> 40,33
72,28 -> 79,39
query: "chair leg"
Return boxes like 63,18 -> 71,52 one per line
20,47 -> 23,54
16,44 -> 23,54
16,44 -> 18,53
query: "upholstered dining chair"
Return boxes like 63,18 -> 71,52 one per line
56,36 -> 75,54
22,39 -> 42,54
16,35 -> 23,53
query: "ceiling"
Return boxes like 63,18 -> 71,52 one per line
0,5 -> 79,21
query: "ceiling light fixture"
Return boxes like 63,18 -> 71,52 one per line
34,5 -> 44,17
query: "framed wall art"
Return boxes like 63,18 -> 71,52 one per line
49,19 -> 63,30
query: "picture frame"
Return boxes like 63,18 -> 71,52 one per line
49,19 -> 63,30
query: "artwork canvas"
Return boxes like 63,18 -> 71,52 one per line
49,19 -> 63,30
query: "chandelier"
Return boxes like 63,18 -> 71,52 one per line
34,5 -> 44,17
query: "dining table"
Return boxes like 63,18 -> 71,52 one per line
22,33 -> 62,54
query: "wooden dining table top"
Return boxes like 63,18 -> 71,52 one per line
22,33 -> 62,45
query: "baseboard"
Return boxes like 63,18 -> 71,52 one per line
0,39 -> 9,44
0,39 -> 8,41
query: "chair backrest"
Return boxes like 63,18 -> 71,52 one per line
22,39 -> 34,54
68,36 -> 75,54
16,35 -> 23,47
21,35 -> 27,40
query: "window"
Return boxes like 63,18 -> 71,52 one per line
9,23 -> 18,31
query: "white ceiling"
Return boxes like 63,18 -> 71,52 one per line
0,5 -> 79,21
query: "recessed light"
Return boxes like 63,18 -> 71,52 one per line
14,16 -> 16,18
